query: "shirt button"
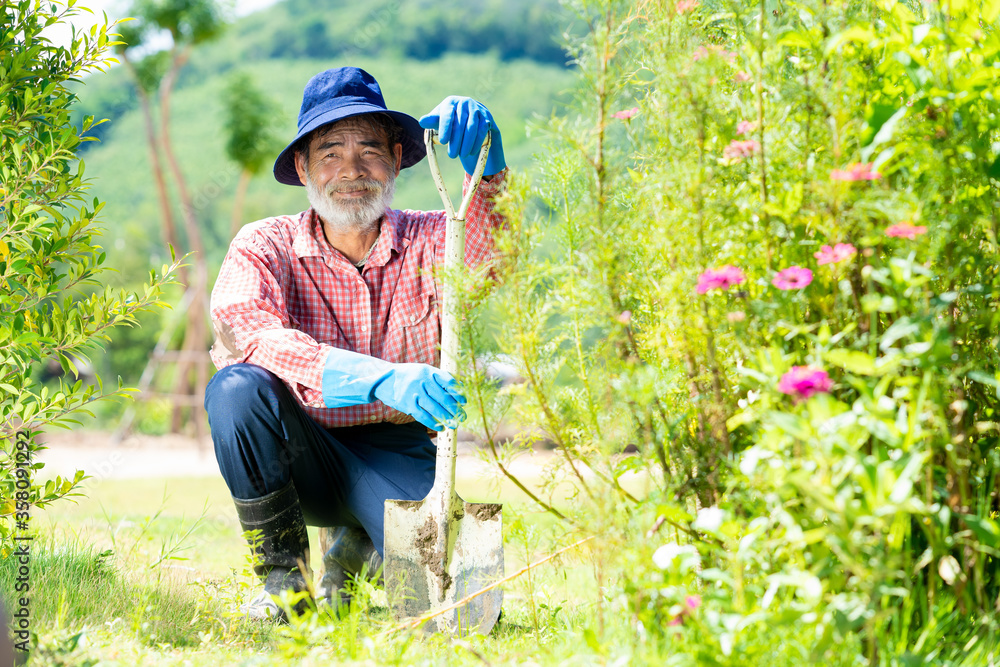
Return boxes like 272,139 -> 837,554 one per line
409,315 -> 416,323
361,325 -> 367,332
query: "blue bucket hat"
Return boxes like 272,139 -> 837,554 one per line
273,67 -> 426,186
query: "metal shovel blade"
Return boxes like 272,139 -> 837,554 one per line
383,128 -> 503,634
384,487 -> 503,634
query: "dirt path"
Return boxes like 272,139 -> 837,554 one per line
34,429 -> 556,482
37,430 -> 221,480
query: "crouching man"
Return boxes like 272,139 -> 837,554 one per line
204,66 -> 507,620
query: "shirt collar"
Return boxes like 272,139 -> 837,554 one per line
292,208 -> 409,265
366,208 -> 409,268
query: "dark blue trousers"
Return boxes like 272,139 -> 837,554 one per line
204,363 -> 436,557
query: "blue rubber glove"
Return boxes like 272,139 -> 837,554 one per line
321,347 -> 465,431
419,96 -> 506,176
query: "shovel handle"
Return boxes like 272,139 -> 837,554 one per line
424,129 -> 491,486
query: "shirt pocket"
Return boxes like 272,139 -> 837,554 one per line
385,289 -> 438,364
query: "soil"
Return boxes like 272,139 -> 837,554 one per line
466,502 -> 502,522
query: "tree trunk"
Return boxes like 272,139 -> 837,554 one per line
230,168 -> 252,239
159,45 -> 210,436
121,53 -> 188,286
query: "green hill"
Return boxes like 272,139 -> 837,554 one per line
81,54 -> 572,272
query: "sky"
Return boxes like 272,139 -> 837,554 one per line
45,0 -> 282,52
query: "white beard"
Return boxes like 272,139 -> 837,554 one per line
305,170 -> 396,235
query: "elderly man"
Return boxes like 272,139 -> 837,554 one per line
204,67 -> 507,620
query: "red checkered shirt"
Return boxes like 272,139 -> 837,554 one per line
209,171 -> 506,429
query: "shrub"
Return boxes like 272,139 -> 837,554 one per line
469,0 -> 1000,661
0,0 -> 177,553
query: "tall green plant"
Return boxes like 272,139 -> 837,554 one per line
119,0 -> 227,436
221,70 -> 283,238
0,0 -> 177,552
467,0 -> 1000,661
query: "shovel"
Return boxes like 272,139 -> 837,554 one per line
382,128 -> 504,635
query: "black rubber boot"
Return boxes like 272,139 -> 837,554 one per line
233,482 -> 312,622
317,526 -> 383,608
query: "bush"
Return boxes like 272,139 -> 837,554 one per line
0,1 -> 176,553
468,0 -> 1000,661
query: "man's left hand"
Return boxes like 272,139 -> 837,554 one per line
419,96 -> 506,177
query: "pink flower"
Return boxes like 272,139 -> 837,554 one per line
613,107 -> 639,120
723,139 -> 760,161
617,310 -> 632,324
668,595 -> 702,626
830,162 -> 881,181
734,71 -> 752,83
676,0 -> 699,13
885,221 -> 927,239
727,310 -> 746,323
777,366 -> 832,401
736,120 -> 756,135
696,265 -> 746,294
693,45 -> 736,63
814,243 -> 857,265
772,266 -> 813,290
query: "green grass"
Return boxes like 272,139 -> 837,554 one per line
11,469 -> 999,665
7,469 -> 607,665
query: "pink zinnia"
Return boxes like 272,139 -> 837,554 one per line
696,265 -> 746,294
814,243 -> 857,265
723,139 -> 760,160
777,366 -> 832,401
668,595 -> 702,626
772,266 -> 813,290
885,221 -> 927,239
830,162 -> 881,181
613,107 -> 639,120
693,45 -> 736,63
736,120 -> 756,135
734,71 -> 752,83
676,0 -> 699,13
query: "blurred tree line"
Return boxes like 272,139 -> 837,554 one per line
266,0 -> 570,64
73,0 -> 572,150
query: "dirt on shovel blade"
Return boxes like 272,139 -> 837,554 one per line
384,500 -> 503,634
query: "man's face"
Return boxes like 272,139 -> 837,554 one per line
293,116 -> 403,234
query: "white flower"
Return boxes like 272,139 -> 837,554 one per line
739,445 -> 771,475
693,506 -> 726,535
652,542 -> 701,572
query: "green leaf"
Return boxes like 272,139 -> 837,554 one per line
825,26 -> 875,55
962,515 -> 1000,549
985,0 -> 1000,22
778,31 -> 814,49
824,349 -> 881,375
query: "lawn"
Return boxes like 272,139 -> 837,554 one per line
7,450 -> 650,665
